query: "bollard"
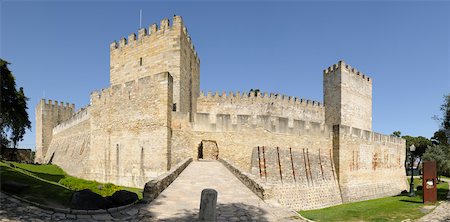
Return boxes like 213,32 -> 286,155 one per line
199,189 -> 217,222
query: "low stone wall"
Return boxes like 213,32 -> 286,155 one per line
0,148 -> 34,163
219,158 -> 267,199
142,158 -> 192,203
267,182 -> 343,210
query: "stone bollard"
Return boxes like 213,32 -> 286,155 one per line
199,189 -> 218,222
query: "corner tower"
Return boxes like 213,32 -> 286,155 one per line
323,61 -> 372,131
109,15 -> 200,120
35,99 -> 75,163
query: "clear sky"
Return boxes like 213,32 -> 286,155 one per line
1,0 -> 449,149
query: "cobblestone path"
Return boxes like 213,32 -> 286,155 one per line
0,160 -> 304,221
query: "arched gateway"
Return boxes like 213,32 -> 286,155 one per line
197,140 -> 219,160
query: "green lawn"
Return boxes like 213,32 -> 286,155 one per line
0,161 -> 143,208
300,179 -> 449,222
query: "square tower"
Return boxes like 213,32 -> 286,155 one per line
323,60 -> 372,131
35,99 -> 75,163
109,15 -> 200,120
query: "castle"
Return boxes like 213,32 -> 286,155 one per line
35,15 -> 407,210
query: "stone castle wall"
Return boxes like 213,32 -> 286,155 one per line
333,125 -> 407,203
86,72 -> 173,187
44,113 -> 91,177
171,111 -> 330,172
249,147 -> 342,210
35,99 -> 75,163
197,91 -> 324,124
43,72 -> 173,188
1,148 -> 34,163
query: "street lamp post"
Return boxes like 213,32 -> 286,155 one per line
409,144 -> 416,197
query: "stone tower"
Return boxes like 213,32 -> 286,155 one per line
323,60 -> 372,131
109,15 -> 200,121
35,99 -> 74,163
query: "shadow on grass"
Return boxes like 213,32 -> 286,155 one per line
8,162 -> 67,183
399,199 -> 423,203
437,186 -> 449,200
0,166 -> 73,208
19,168 -> 66,183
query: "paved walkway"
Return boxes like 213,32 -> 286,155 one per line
143,160 -> 302,221
0,161 -> 303,221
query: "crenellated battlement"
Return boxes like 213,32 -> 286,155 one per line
323,60 -> 371,82
337,125 -> 405,145
197,90 -> 325,126
192,112 -> 330,137
198,90 -> 323,107
53,105 -> 90,135
109,15 -> 199,64
91,72 -> 172,105
40,99 -> 75,110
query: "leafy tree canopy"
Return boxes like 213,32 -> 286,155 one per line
0,59 -> 31,150
401,135 -> 432,156
436,94 -> 450,144
423,144 -> 450,179
431,129 -> 448,146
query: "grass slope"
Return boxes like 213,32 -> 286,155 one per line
300,179 -> 449,222
0,161 -> 143,208
0,162 -> 73,208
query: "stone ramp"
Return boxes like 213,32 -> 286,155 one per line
144,160 -> 303,221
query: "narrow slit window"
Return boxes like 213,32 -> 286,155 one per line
139,57 -> 143,66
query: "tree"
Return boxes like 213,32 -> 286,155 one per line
427,93 -> 450,178
249,89 -> 261,97
11,87 -> 31,148
431,129 -> 448,146
401,135 -> 432,175
401,135 -> 432,157
392,131 -> 401,137
436,94 -> 450,144
423,144 -> 450,181
0,59 -> 31,159
433,94 -> 450,142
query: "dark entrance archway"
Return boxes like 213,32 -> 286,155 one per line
197,140 -> 219,160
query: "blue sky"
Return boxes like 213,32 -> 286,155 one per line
1,1 -> 449,149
